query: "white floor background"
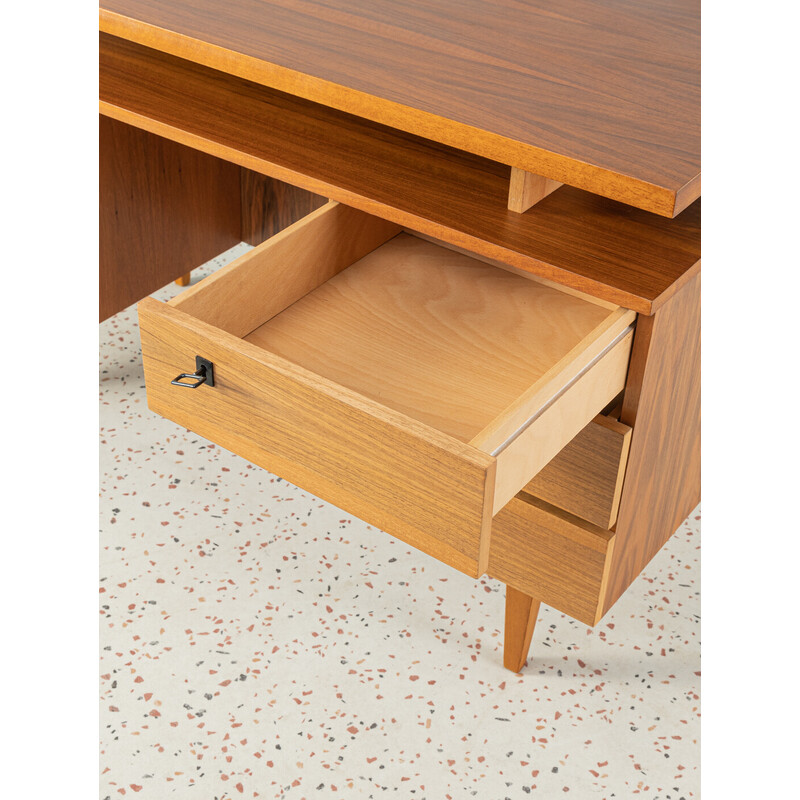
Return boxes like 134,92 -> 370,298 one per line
100,245 -> 700,799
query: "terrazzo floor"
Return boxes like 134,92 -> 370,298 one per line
100,244 -> 701,799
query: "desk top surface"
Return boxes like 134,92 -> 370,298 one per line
100,0 -> 700,217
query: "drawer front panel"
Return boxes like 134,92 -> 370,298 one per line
522,414 -> 632,529
489,494 -> 615,625
139,297 -> 496,578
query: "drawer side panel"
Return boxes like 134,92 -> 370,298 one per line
490,327 -> 634,513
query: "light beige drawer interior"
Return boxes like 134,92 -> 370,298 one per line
138,201 -> 634,578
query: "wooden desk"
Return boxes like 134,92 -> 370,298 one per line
99,0 -> 700,672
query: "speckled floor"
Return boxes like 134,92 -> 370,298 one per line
100,244 -> 700,799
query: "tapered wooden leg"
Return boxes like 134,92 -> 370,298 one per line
504,585 -> 541,672
175,272 -> 192,286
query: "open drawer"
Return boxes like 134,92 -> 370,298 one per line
138,202 -> 635,578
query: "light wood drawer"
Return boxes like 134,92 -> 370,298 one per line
138,201 -> 635,578
489,494 -> 615,626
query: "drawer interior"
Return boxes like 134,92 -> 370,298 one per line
169,201 -> 635,515
144,201 -> 635,576
243,232 -> 618,444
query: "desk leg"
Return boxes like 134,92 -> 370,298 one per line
504,585 -> 541,672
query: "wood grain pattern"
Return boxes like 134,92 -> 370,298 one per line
139,205 -> 636,584
244,232 -> 621,444
138,298 -> 497,578
99,0 -> 700,215
99,115 -> 241,321
240,170 -> 326,245
488,494 -> 615,626
618,312 -> 655,425
504,586 -> 541,673
99,34 -> 701,314
522,415 -> 632,529
507,168 -> 562,213
171,202 -> 400,338
602,273 -> 701,612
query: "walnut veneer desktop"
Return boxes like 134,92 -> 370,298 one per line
99,0 -> 700,672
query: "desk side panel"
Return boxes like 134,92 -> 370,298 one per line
100,116 -> 242,320
601,273 -> 701,612
100,117 -> 325,320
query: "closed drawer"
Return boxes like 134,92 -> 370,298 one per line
489,494 -> 615,626
522,413 -> 632,529
138,201 -> 635,578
